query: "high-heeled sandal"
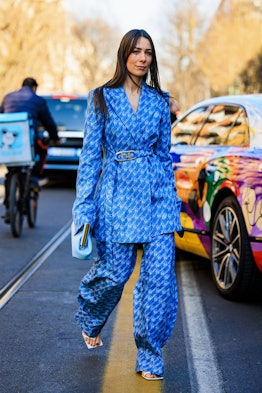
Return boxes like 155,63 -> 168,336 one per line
141,371 -> 163,381
82,331 -> 103,349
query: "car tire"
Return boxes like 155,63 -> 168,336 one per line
211,195 -> 256,300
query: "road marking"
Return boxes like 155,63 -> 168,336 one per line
178,261 -> 224,393
101,250 -> 161,392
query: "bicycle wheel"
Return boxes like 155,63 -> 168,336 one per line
27,186 -> 38,228
9,172 -> 23,237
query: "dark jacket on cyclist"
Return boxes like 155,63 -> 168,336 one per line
0,82 -> 58,142
0,78 -> 58,219
0,77 -> 59,175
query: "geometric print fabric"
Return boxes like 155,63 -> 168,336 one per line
75,232 -> 178,376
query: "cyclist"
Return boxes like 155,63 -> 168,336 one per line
0,77 -> 59,223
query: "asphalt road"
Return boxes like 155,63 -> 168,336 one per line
0,171 -> 261,393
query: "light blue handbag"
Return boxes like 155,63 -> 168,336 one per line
71,222 -> 93,260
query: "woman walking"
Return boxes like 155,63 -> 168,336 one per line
72,29 -> 182,381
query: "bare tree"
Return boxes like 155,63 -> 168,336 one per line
197,0 -> 262,95
0,0 -> 69,98
0,1 -> 120,99
240,52 -> 262,93
160,0 -> 209,110
71,18 -> 120,91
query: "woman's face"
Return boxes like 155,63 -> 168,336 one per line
126,37 -> 153,79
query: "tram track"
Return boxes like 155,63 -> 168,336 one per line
0,220 -> 71,310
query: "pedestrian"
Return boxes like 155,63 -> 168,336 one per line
0,77 -> 59,223
72,29 -> 182,381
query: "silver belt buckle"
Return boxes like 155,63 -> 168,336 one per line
115,150 -> 136,162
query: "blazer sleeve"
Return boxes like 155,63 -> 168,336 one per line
154,93 -> 176,190
72,90 -> 104,231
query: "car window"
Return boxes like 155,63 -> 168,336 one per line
46,98 -> 87,131
194,105 -> 249,146
223,107 -> 249,146
171,106 -> 210,145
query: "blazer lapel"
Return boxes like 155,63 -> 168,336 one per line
105,87 -> 133,130
104,83 -> 158,144
134,84 -> 158,144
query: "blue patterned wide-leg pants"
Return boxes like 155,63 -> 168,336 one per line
75,233 -> 178,376
134,233 -> 178,376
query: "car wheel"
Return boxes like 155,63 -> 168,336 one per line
211,195 -> 256,300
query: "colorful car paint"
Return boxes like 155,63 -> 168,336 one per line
171,94 -> 262,299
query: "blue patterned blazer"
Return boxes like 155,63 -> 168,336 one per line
72,82 -> 182,243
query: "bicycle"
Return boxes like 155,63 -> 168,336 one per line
0,112 -> 48,237
7,164 -> 39,237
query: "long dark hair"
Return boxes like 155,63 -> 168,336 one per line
94,29 -> 163,117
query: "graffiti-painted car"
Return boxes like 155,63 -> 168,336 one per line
171,94 -> 262,299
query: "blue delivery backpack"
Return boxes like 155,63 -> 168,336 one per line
0,112 -> 35,166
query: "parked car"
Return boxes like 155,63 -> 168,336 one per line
41,94 -> 87,177
171,94 -> 262,299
